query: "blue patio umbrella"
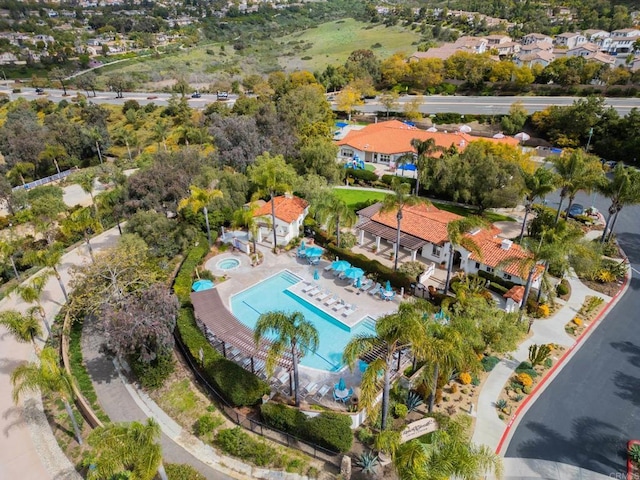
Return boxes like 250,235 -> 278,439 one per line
385,280 -> 392,292
331,260 -> 351,272
336,121 -> 349,128
397,163 -> 417,171
355,276 -> 362,288
343,267 -> 364,280
313,269 -> 320,281
337,378 -> 346,391
305,246 -> 324,258
192,279 -> 214,292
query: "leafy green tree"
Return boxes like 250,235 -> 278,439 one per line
598,163 -> 640,242
24,243 -> 69,302
519,167 -> 558,241
231,201 -> 260,254
152,121 -> 169,152
444,217 -> 486,294
106,73 -> 132,99
38,144 -> 66,175
381,178 -> 428,271
0,309 -> 43,352
14,275 -> 51,334
379,90 -> 399,117
254,311 -> 319,408
298,137 -> 340,183
314,193 -> 356,248
0,238 -> 21,280
343,305 -> 428,430
247,152 -> 298,250
552,150 -> 604,223
501,101 -> 528,135
76,71 -> 97,97
48,67 -> 69,96
61,207 -> 102,263
411,137 -> 443,195
85,418 -> 163,480
178,185 -> 223,247
11,347 -> 83,445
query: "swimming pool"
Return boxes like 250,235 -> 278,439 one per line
217,258 -> 240,271
231,270 -> 376,372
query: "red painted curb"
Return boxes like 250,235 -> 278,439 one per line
495,272 -> 630,455
627,440 -> 639,480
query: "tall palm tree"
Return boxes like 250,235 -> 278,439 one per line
0,310 -> 43,352
411,138 -> 443,195
254,311 -> 319,408
23,243 -> 69,303
598,164 -> 640,243
61,207 -> 103,263
14,275 -> 52,335
343,305 -> 428,430
0,238 -> 21,281
518,167 -> 558,241
443,217 -> 486,294
85,418 -> 164,480
381,178 -> 429,271
11,346 -> 83,445
178,185 -> 223,247
152,121 -> 169,152
314,193 -> 357,248
247,153 -> 298,251
113,128 -> 136,162
85,127 -> 104,164
552,150 -> 604,224
231,201 -> 261,254
77,170 -> 99,217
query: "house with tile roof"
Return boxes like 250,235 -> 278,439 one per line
252,194 -> 309,246
355,203 -> 539,288
336,120 -> 519,166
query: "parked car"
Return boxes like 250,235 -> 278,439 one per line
191,91 -> 201,98
567,203 -> 585,218
35,87 -> 44,94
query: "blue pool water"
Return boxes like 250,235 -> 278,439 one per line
231,270 -> 376,372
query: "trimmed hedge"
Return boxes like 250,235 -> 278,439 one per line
380,174 -> 416,189
346,168 -> 378,183
313,230 -> 413,290
477,270 -> 517,291
174,235 -> 209,305
206,359 -> 270,407
260,404 -> 353,453
481,355 -> 500,372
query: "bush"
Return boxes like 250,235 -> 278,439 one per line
165,463 -> 206,480
399,261 -> 425,278
481,355 -> 500,372
523,385 -> 532,394
216,427 -> 277,467
393,403 -> 408,419
207,358 -> 270,407
346,168 -> 378,184
380,174 -> 416,190
476,270 -> 516,291
196,414 -> 224,436
556,280 -> 569,296
130,353 -> 175,390
303,412 -> 353,453
573,317 -> 583,326
260,403 -> 306,432
459,372 -> 472,385
173,236 -> 209,304
517,372 -> 533,388
339,231 -> 357,249
357,427 -> 374,445
537,304 -> 550,318
629,444 -> 640,464
544,358 -> 553,368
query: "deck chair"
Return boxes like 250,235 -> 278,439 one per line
333,301 -> 347,312
307,286 -> 321,296
314,384 -> 331,401
316,290 -> 330,302
301,283 -> 317,293
324,295 -> 339,306
301,382 -> 319,398
324,264 -> 333,272
367,283 -> 382,296
342,305 -> 356,317
358,279 -> 373,292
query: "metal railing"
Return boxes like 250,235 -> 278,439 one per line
12,169 -> 76,192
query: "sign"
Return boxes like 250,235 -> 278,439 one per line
400,417 -> 438,443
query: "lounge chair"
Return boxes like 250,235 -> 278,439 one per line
316,290 -> 330,302
277,370 -> 290,386
324,295 -> 339,306
308,257 -> 320,266
358,279 -> 373,291
333,301 -> 347,312
324,264 -> 333,272
302,382 -> 319,398
307,286 -> 321,296
367,283 -> 382,296
314,384 -> 331,401
301,283 -> 317,293
342,305 -> 356,317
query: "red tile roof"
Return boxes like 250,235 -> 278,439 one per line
337,120 -> 519,156
253,195 -> 308,223
504,285 -> 525,303
467,228 -> 532,277
370,203 -> 463,245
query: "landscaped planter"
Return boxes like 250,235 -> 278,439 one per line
627,439 -> 640,480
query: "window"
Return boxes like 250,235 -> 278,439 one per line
432,245 -> 442,256
503,273 -> 512,280
475,262 -> 480,269
380,154 -> 391,163
486,266 -> 494,273
342,149 -> 354,158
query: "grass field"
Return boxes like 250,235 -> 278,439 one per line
279,19 -> 418,71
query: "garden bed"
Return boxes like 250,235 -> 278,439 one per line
564,295 -> 605,338
580,278 -> 623,297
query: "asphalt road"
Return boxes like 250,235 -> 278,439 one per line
3,86 -> 640,115
505,190 -> 640,477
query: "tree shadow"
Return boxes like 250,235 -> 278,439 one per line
616,231 -> 640,271
613,371 -> 640,407
83,353 -> 118,385
2,405 -> 26,437
0,356 -> 26,375
611,341 -> 640,369
507,416 -> 625,476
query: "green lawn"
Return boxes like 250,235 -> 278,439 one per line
277,18 -> 417,71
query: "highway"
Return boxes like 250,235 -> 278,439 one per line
3,86 -> 640,115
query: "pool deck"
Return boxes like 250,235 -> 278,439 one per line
203,242 -> 400,400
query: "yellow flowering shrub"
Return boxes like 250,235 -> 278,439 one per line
459,372 -> 472,385
517,372 -> 533,388
572,317 -> 583,326
537,304 -> 550,318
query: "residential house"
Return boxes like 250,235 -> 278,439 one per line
483,35 -> 520,56
584,51 -> 616,68
355,203 -> 539,288
607,28 -> 640,54
252,194 -> 309,246
485,34 -> 512,46
553,32 -> 586,49
514,50 -> 555,68
583,29 -> 610,43
336,120 -> 519,165
409,35 -> 489,61
0,52 -> 17,64
521,33 -> 553,45
564,42 -> 600,58
519,41 -> 554,55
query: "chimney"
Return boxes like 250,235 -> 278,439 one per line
501,239 -> 513,250
284,192 -> 292,199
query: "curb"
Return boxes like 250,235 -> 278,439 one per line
495,271 -> 631,455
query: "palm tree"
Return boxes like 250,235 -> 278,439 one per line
85,127 -> 104,164
14,275 -> 53,335
598,164 -> 640,243
76,170 -> 99,216
314,193 -> 357,248
11,346 -> 83,445
178,185 -> 223,247
247,153 -> 298,251
113,128 -> 136,162
518,167 -> 558,241
0,238 -> 21,281
254,311 -> 319,408
443,217 -> 486,294
95,187 -> 125,235
343,305 -> 428,430
61,207 -> 103,263
85,418 -> 164,480
23,243 -> 69,303
0,310 -> 43,352
411,138 -> 443,195
381,178 -> 429,271
231,201 -> 260,254
552,150 -> 604,224
153,121 -> 169,152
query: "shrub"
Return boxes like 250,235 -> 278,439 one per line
459,372 -> 472,385
357,427 -> 374,445
380,174 -> 416,189
450,383 -> 458,394
398,261 -> 425,278
165,463 -> 206,480
523,385 -> 532,394
496,399 -> 507,410
573,317 -> 583,326
528,344 -> 552,367
216,428 -> 277,467
339,231 -> 357,249
206,359 -> 270,407
406,391 -> 423,412
130,353 -> 175,390
481,355 -> 500,372
346,168 -> 378,184
393,403 -> 408,419
355,450 -> 379,474
471,375 -> 481,386
556,280 -> 569,296
196,414 -> 224,436
537,304 -> 550,317
173,236 -> 209,304
544,358 -> 553,368
517,372 -> 533,388
303,412 -> 353,453
260,403 -> 306,432
516,361 -> 532,371
629,444 -> 640,464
